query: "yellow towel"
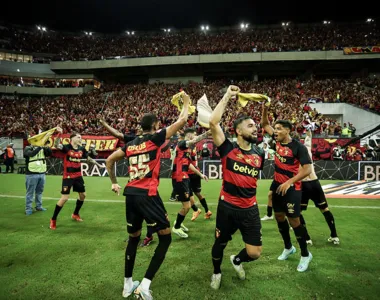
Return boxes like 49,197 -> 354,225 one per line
237,93 -> 271,108
28,127 -> 57,146
171,91 -> 196,114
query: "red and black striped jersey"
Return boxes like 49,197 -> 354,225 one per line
172,141 -> 191,182
273,138 -> 311,190
218,139 -> 265,208
122,129 -> 166,196
61,144 -> 88,179
187,147 -> 199,175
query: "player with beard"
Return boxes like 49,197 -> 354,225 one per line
209,85 -> 265,290
261,103 -> 313,272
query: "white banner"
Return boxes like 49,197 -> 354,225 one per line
358,161 -> 380,181
81,159 -> 113,177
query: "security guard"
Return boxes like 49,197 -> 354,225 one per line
24,141 -> 53,215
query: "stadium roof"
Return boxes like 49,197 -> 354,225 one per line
1,0 -> 379,33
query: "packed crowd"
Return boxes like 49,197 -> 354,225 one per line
1,77 -> 379,138
0,76 -> 95,88
0,23 -> 378,60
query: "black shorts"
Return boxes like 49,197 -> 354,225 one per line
215,200 -> 262,246
125,194 -> 170,234
270,181 -> 301,218
172,179 -> 191,202
189,174 -> 201,193
301,179 -> 328,211
61,177 -> 85,194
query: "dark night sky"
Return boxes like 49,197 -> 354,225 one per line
1,0 -> 379,33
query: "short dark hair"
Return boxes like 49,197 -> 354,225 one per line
140,114 -> 158,131
233,116 -> 252,133
70,132 -> 80,139
184,128 -> 196,137
274,120 -> 293,130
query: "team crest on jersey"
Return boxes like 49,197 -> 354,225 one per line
245,158 -> 252,164
236,154 -> 244,160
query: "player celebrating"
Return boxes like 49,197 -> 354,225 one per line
300,129 -> 339,245
171,128 -> 210,238
209,85 -> 265,290
261,103 -> 313,272
188,140 -> 212,220
49,132 -> 102,230
105,93 -> 190,299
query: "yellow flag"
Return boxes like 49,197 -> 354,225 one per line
28,127 -> 57,146
171,91 -> 196,114
237,93 -> 271,108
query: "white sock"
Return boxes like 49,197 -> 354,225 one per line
124,277 -> 133,290
141,278 -> 151,290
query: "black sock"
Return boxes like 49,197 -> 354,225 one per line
52,205 -> 63,220
323,211 -> 338,238
125,235 -> 140,278
174,213 -> 185,229
212,239 -> 228,274
278,220 -> 292,249
191,204 -> 199,212
146,226 -> 154,238
293,225 -> 309,257
233,248 -> 257,265
267,205 -> 273,217
145,234 -> 172,280
200,198 -> 209,212
73,199 -> 84,215
299,214 -> 311,240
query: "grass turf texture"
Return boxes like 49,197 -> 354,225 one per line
0,174 -> 380,300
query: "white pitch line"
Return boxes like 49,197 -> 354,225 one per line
0,194 -> 380,209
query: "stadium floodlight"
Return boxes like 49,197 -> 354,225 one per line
323,20 -> 331,24
42,27 -> 46,31
206,26 -> 209,30
201,26 -> 205,30
131,31 -> 135,35
163,29 -> 167,32
168,28 -> 171,32
282,22 -> 285,26
126,31 -> 130,35
367,18 -> 374,22
36,25 -> 41,30
85,31 -> 88,35
240,23 -> 249,29
89,32 -> 92,36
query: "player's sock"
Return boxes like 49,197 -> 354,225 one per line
144,234 -> 171,280
174,213 -> 185,229
191,204 -> 199,212
293,225 -> 309,257
73,199 -> 84,215
212,239 -> 227,274
140,278 -> 151,290
125,235 -> 140,277
200,198 -> 209,212
323,211 -> 338,238
52,204 -> 63,220
170,190 -> 176,198
233,248 -> 256,265
124,277 -> 133,291
267,205 -> 273,217
146,226 -> 154,239
299,214 -> 311,240
277,220 -> 292,249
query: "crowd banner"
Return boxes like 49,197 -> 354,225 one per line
343,46 -> 380,55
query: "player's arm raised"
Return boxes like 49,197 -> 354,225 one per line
209,85 -> 240,147
186,130 -> 211,148
54,126 -> 63,149
165,92 -> 190,139
106,148 -> 125,195
261,102 -> 274,136
99,116 -> 124,140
